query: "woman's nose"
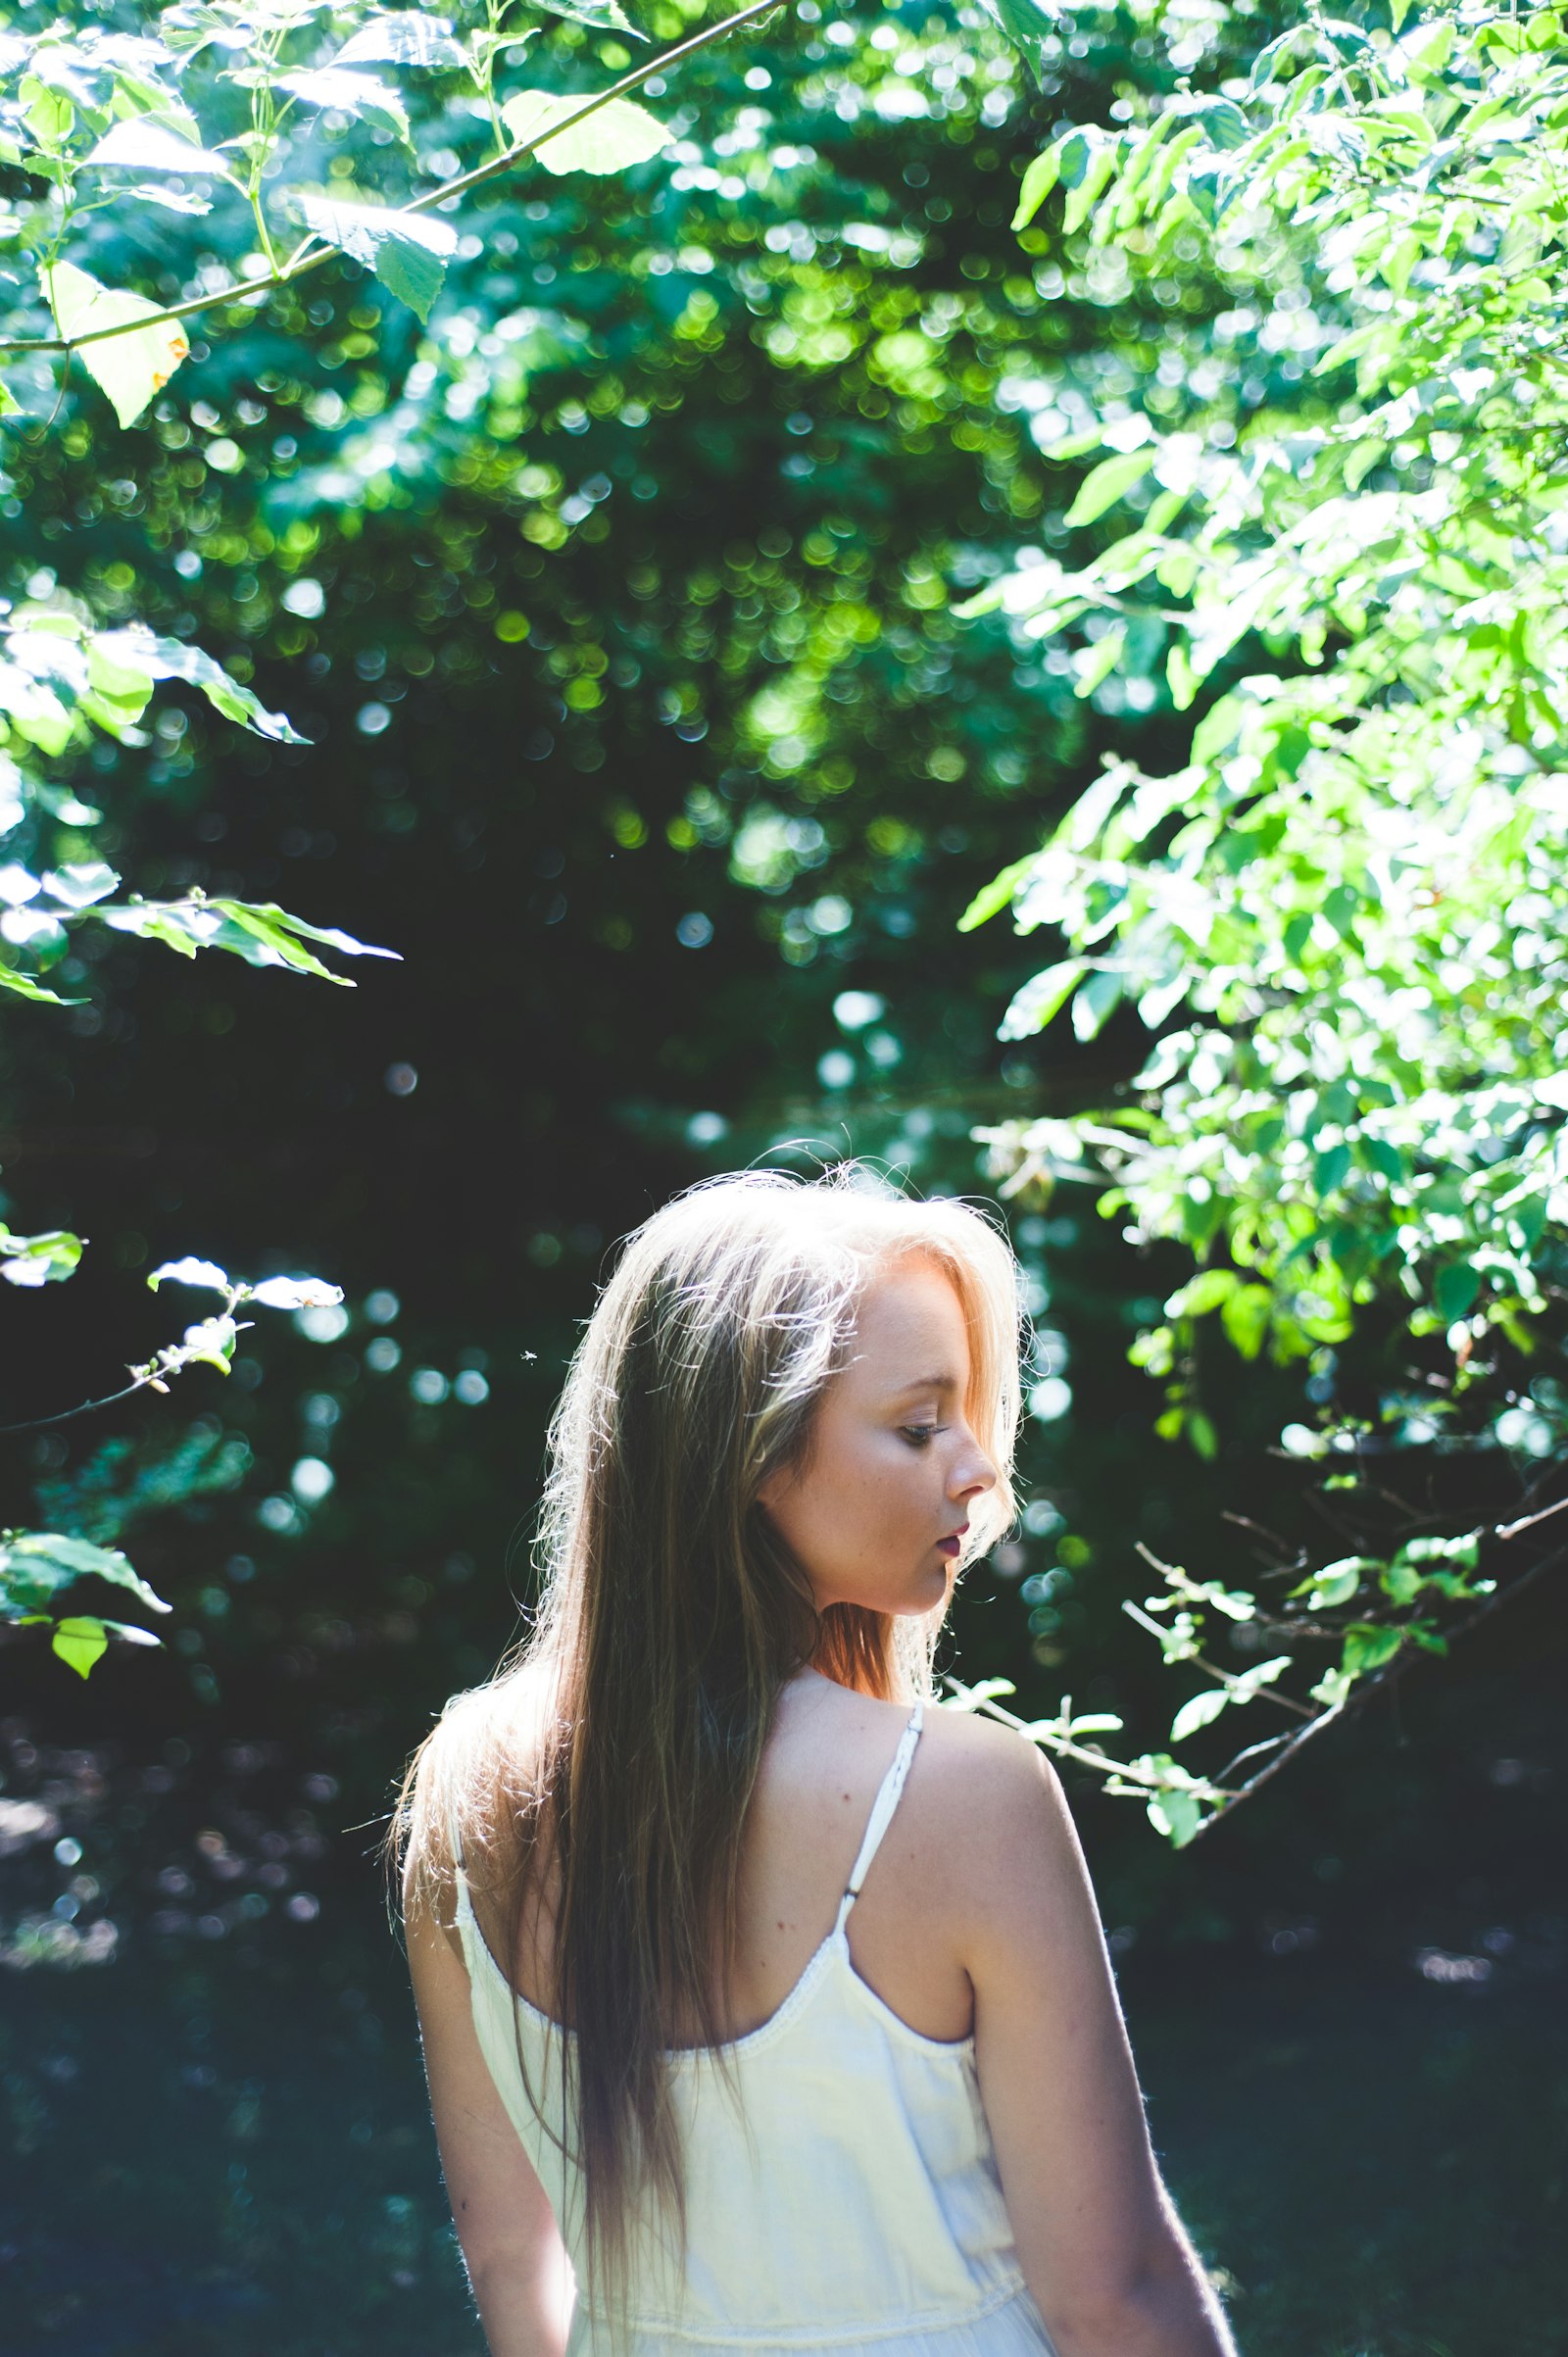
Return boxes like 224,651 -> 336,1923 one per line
950,1433 -> 997,1502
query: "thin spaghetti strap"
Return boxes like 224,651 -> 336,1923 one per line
835,1700 -> 925,1935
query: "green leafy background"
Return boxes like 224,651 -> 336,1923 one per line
0,0 -> 1561,2349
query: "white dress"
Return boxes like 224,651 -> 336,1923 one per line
453,1699 -> 1060,2357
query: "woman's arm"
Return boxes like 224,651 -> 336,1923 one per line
955,1728 -> 1239,2357
406,1877 -> 575,2357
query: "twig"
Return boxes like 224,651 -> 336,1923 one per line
943,1680 -> 1237,1799
1188,1542 -> 1566,1840
1218,1507 -> 1301,1567
0,0 -> 785,357
0,1375 -> 160,1436
1494,1492 -> 1568,1543
1121,1597 -> 1316,1717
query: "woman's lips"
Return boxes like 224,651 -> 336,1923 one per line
936,1536 -> 963,1558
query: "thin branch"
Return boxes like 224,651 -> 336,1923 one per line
1494,1491 -> 1568,1543
943,1680 -> 1239,1800
0,1374 -> 159,1436
1188,1542 -> 1566,1840
0,1299 -> 251,1434
1210,1724 -> 1297,1786
1121,1596 -> 1316,1717
1218,1507 -> 1301,1566
0,0 -> 785,357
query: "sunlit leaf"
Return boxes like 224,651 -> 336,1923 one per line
84,115 -> 236,178
330,13 -> 471,71
52,1616 -> 108,1678
0,1531 -> 171,1619
1170,1686 -> 1229,1743
0,1226 -> 82,1287
246,1275 -> 344,1310
500,89 -> 669,175
39,259 -> 189,428
1064,448 -> 1157,528
95,629 -> 308,743
527,0 -> 646,36
147,1255 -> 231,1294
276,68 -> 409,144
291,192 -> 456,322
999,959 -> 1087,1042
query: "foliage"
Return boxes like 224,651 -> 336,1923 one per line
959,0 -> 1568,1833
0,0 -> 786,1003
0,0 -> 793,1671
0,1257 -> 340,1669
2,0 -> 1094,1689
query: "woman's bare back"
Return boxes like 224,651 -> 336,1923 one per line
462,1666 -> 980,2048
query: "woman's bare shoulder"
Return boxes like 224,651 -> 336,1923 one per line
916,1702 -> 1084,1931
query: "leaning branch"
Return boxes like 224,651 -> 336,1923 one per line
1189,1539 -> 1566,1840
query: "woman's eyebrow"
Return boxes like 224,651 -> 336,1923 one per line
892,1372 -> 959,1398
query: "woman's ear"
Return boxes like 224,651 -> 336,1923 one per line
755,1462 -> 792,1517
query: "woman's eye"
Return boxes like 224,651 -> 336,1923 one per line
901,1425 -> 940,1448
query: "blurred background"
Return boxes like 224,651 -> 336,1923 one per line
0,0 -> 1562,2350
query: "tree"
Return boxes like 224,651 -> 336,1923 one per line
958,0 -> 1568,1837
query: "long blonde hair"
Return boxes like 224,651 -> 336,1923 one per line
393,1165 -> 1023,2317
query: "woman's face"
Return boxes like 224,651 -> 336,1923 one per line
758,1253 -> 999,1618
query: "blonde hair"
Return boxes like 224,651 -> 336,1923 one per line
392,1164 -> 1023,2323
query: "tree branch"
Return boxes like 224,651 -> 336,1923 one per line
1188,1541 -> 1565,1840
0,0 -> 785,358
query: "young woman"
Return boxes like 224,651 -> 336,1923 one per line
395,1168 -> 1238,2357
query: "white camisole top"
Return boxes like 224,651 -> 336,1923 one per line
453,1699 -> 1061,2356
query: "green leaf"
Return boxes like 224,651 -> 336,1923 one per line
1396,1531 -> 1481,1574
147,1255 -> 231,1294
983,0 -> 1060,87
331,13 -> 472,70
1380,1560 -> 1425,1606
1065,448 -> 1156,528
999,958 -> 1087,1041
292,194 -> 457,323
1290,1555 -> 1378,1609
99,629 -> 308,743
41,859 -> 119,909
210,901 -> 401,971
1170,1686 -> 1229,1743
1309,1667 -> 1353,1712
1186,1409 -> 1218,1460
1071,963 -> 1123,1042
1072,624 -> 1127,700
0,1225 -> 82,1287
500,89 -> 669,176
0,964 -> 74,1006
176,1313 -> 239,1372
276,70 -> 410,145
1165,1267 -> 1239,1318
0,1530 -> 171,1619
957,855 -> 1035,933
1147,1785 -> 1204,1846
84,116 -> 237,179
1433,1261 -> 1481,1322
1341,1622 -> 1404,1678
52,1615 -> 108,1678
1011,148 -> 1059,230
39,259 -> 189,428
526,0 -> 646,34
1219,1282 -> 1272,1359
